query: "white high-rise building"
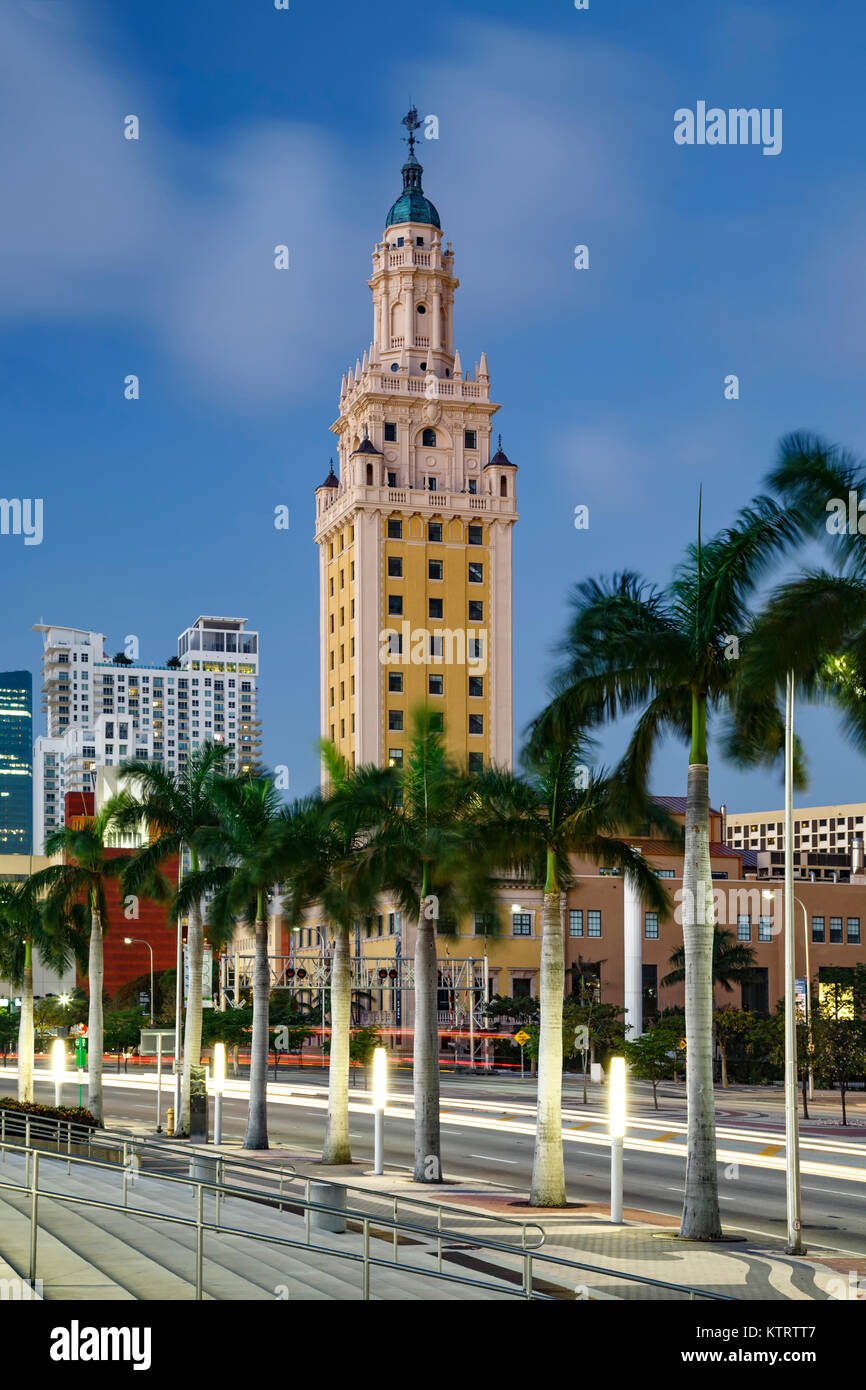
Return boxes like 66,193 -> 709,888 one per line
33,616 -> 261,853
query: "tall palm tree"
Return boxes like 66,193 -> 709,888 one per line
183,773 -> 286,1150
274,748 -> 394,1165
29,808 -> 127,1124
111,742 -> 231,1133
546,494 -> 799,1238
0,883 -> 87,1104
363,709 -> 500,1183
476,727 -> 671,1206
721,434 -> 866,762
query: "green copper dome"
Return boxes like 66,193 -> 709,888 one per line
385,109 -> 440,228
386,184 -> 441,229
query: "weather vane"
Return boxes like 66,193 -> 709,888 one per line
402,105 -> 422,158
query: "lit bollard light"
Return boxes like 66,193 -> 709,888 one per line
609,1056 -> 626,1224
209,1045 -> 223,1145
372,1047 -> 387,1175
51,1038 -> 66,1109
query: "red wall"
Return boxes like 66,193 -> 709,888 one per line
65,791 -> 179,1001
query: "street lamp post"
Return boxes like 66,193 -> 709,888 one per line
609,1055 -> 626,1223
123,937 -> 155,1024
762,891 -> 814,1104
783,670 -> 806,1255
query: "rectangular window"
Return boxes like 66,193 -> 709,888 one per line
427,477 -> 437,491
830,916 -> 843,944
388,672 -> 403,692
464,429 -> 477,449
387,519 -> 402,539
388,912 -> 396,935
468,562 -> 483,584
428,522 -> 442,542
388,709 -> 403,731
474,912 -> 495,935
737,915 -> 751,941
428,674 -> 443,695
655,868 -> 675,879
428,559 -> 443,581
644,912 -> 659,940
812,915 -> 826,943
642,964 -> 658,1029
468,600 -> 483,622
388,594 -> 403,616
384,422 -> 397,442
758,916 -> 773,942
848,917 -> 861,944
468,752 -> 483,773
468,714 -> 483,734
429,712 -> 444,732
388,748 -> 403,766
569,909 -> 583,938
388,557 -> 402,577
429,598 -> 443,620
468,524 -> 483,546
387,471 -> 397,487
512,912 -> 532,936
587,910 -> 602,938
468,479 -> 477,494
468,676 -> 483,697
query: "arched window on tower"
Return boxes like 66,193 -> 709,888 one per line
500,474 -> 508,497
422,428 -> 437,448
366,463 -> 374,485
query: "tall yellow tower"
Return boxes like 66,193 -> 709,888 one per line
315,109 -> 518,774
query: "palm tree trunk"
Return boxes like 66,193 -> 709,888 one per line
413,904 -> 441,1182
87,910 -> 104,1126
181,895 -> 204,1133
530,886 -> 567,1207
322,929 -> 351,1164
17,940 -> 34,1104
243,912 -> 270,1149
680,740 -> 722,1240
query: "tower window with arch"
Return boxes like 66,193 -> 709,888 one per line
422,428 -> 437,447
500,474 -> 508,497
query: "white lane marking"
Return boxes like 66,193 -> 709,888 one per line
469,1154 -> 518,1164
803,1186 -> 863,1199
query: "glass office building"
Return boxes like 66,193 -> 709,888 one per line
0,671 -> 32,853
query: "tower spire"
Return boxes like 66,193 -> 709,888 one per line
402,105 -> 422,160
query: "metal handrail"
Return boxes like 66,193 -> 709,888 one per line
0,1105 -> 535,1252
0,1137 -> 734,1302
0,1106 -> 297,1190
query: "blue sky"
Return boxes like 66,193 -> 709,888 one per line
3,0 -> 866,812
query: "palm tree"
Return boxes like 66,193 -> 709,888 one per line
721,434 -> 866,762
183,773 -> 286,1150
362,709 -> 500,1183
0,883 -> 87,1103
662,925 -> 759,994
274,748 -> 394,1165
111,743 -> 231,1133
29,808 -> 127,1124
476,728 -> 671,1206
546,493 -> 799,1239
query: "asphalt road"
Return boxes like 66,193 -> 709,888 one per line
29,1069 -> 865,1259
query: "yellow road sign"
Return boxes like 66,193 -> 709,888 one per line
514,1030 -> 531,1048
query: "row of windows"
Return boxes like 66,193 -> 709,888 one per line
387,519 -> 484,546
383,747 -> 485,774
388,672 -> 484,697
387,709 -> 484,735
568,910 -> 603,938
383,423 -> 478,450
811,916 -> 861,944
387,561 -> 484,601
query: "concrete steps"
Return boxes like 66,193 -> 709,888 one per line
0,1150 -> 517,1301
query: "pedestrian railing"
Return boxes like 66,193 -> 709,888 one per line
0,1135 -> 735,1302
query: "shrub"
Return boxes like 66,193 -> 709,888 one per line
0,1097 -> 99,1128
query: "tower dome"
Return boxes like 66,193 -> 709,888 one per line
385,107 -> 441,229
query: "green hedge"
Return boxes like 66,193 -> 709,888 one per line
0,1097 -> 99,1128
